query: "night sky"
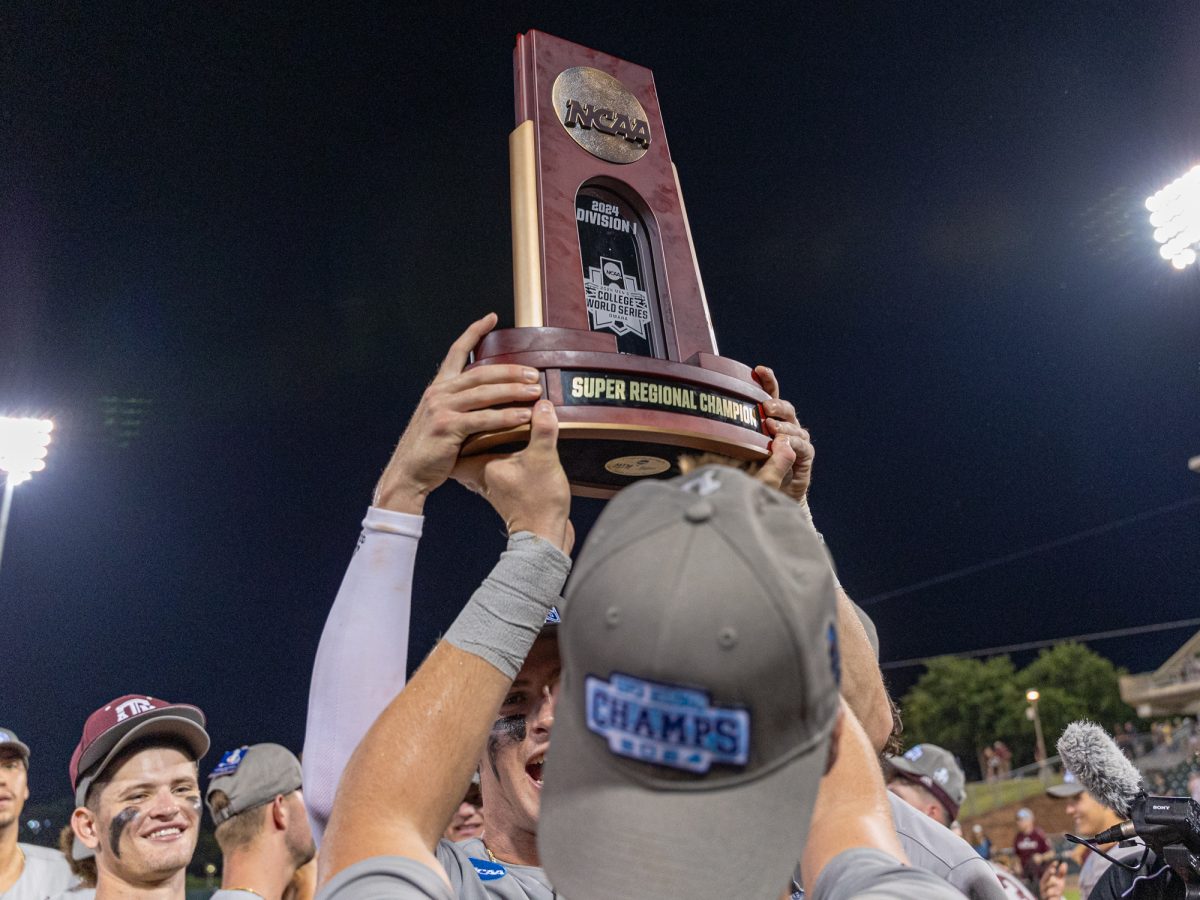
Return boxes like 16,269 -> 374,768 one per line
3,2 -> 1199,809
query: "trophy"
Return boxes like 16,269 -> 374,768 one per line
463,30 -> 771,498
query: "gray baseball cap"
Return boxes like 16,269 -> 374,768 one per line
885,743 -> 966,820
540,465 -> 842,900
1046,769 -> 1086,798
0,728 -> 30,763
205,743 -> 302,825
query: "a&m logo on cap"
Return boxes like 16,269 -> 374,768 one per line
585,673 -> 749,774
114,698 -> 155,721
209,746 -> 248,778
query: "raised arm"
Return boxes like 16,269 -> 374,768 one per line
302,313 -> 544,840
755,365 -> 894,752
318,398 -> 572,887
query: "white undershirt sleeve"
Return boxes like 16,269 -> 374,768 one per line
302,505 -> 423,844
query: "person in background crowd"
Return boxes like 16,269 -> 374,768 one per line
1040,771 -> 1141,900
206,743 -> 316,900
441,779 -> 483,844
994,741 -> 1013,778
1012,807 -> 1054,894
972,824 -> 993,860
0,727 -> 75,899
68,695 -> 209,900
53,825 -> 96,899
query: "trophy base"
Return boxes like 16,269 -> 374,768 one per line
462,328 -> 772,499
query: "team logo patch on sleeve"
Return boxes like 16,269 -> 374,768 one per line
545,606 -> 561,624
585,673 -> 749,773
209,746 -> 249,778
468,858 -> 507,881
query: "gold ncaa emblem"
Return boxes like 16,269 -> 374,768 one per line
552,67 -> 651,164
604,455 -> 670,477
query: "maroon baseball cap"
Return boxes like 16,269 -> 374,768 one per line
70,695 -> 209,806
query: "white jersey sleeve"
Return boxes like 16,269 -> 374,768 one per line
302,506 -> 423,843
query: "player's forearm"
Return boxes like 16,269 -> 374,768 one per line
801,703 -> 908,893
794,500 -> 893,753
302,506 -> 422,842
319,533 -> 569,883
834,590 -> 893,753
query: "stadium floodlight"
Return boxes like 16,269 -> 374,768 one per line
1146,165 -> 1200,270
0,416 -> 54,576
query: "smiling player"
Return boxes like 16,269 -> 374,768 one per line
68,695 -> 210,900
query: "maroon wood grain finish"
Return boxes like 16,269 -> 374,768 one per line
513,30 -> 715,363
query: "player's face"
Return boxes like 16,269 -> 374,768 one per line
284,790 -> 317,868
1065,791 -> 1108,836
444,799 -> 485,842
0,751 -> 29,829
78,746 -> 201,883
478,632 -> 559,840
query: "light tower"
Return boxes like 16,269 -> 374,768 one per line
1146,165 -> 1200,270
0,416 -> 54,576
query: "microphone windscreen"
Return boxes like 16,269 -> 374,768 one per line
1057,721 -> 1142,819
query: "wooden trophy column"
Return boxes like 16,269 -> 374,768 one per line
462,30 -> 770,498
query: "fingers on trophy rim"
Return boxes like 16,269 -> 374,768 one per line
438,312 -> 499,379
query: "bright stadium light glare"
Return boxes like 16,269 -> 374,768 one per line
0,416 -> 55,575
1147,164 -> 1200,270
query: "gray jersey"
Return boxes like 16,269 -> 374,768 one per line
435,840 -> 556,899
889,794 -> 1005,900
812,847 -> 970,900
45,890 -> 94,900
1079,842 -> 1143,900
212,891 -> 268,900
315,855 -> 454,900
5,844 -> 76,900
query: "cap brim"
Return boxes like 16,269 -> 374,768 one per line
1046,783 -> 1085,798
539,681 -> 831,900
0,739 -> 31,762
75,710 -> 209,806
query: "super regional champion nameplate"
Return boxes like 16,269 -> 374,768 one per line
461,30 -> 773,499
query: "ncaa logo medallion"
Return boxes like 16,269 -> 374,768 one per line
552,66 -> 651,164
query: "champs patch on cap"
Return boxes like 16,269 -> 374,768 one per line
209,746 -> 249,778
585,673 -> 749,774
